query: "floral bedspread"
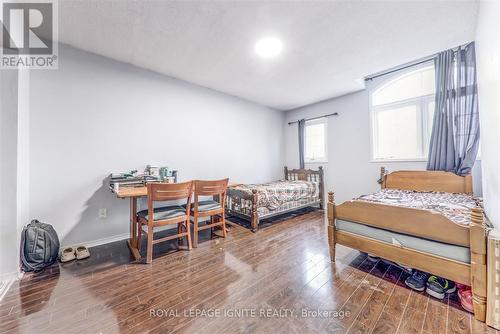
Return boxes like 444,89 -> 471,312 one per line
354,189 -> 482,226
228,180 -> 318,211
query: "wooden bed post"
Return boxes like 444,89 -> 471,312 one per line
379,167 -> 387,189
327,191 -> 336,262
284,166 -> 289,180
319,166 -> 324,210
470,207 -> 487,322
464,174 -> 473,195
250,189 -> 259,232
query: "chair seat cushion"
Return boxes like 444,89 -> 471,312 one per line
185,200 -> 221,212
137,205 -> 186,221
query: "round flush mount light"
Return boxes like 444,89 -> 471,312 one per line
255,37 -> 283,59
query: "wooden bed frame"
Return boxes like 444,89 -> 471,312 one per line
227,166 -> 324,232
328,167 -> 488,322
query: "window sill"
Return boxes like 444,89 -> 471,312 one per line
305,160 -> 328,164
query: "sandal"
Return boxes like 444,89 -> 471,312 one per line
75,246 -> 90,260
60,247 -> 76,263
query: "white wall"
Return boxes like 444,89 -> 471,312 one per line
0,70 -> 20,282
0,68 -> 30,286
16,69 -> 30,278
29,44 -> 285,246
285,83 -> 483,204
475,0 -> 500,227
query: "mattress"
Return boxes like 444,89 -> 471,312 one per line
227,180 -> 318,211
354,188 -> 482,226
336,219 -> 470,263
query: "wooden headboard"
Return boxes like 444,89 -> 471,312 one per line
380,167 -> 473,194
284,166 -> 324,208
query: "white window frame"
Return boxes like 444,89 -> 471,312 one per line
369,65 -> 435,162
304,118 -> 328,164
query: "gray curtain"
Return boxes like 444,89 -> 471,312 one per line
298,119 -> 306,169
427,42 -> 480,176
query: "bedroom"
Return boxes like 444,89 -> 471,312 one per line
0,0 -> 499,333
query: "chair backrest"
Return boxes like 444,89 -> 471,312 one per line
193,179 -> 229,212
145,181 -> 193,224
193,179 -> 229,197
147,181 -> 193,202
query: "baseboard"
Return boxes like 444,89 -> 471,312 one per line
62,224 -> 181,250
62,232 -> 130,249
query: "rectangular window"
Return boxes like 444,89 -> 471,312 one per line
305,118 -> 327,163
374,104 -> 420,160
372,97 -> 435,160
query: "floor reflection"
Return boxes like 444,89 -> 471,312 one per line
19,265 -> 60,316
0,210 -> 485,334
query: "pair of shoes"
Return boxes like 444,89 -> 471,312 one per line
405,270 -> 430,291
405,272 -> 456,299
426,275 -> 456,299
457,284 -> 473,312
60,246 -> 90,263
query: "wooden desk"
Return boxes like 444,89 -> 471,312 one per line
114,186 -> 147,198
111,182 -> 241,261
111,186 -> 146,260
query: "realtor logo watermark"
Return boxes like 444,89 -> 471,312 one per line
1,0 -> 58,69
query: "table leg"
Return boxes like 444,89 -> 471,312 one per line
127,196 -> 141,260
214,194 -> 230,234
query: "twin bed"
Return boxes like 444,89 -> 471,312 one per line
225,165 -> 489,321
226,167 -> 324,231
328,167 -> 490,322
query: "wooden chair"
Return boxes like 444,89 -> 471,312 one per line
190,179 -> 229,247
137,181 -> 193,263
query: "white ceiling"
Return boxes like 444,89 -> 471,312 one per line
57,1 -> 479,110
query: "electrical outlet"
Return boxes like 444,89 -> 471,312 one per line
98,208 -> 107,219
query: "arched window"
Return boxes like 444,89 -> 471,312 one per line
371,65 -> 435,160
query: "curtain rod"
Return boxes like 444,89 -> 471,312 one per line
287,112 -> 339,125
364,42 -> 472,82
365,58 -> 434,81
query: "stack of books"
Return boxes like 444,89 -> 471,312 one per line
109,172 -> 161,189
109,166 -> 179,190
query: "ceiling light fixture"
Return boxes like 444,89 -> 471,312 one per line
255,37 -> 283,59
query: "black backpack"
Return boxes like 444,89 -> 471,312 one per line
20,220 -> 60,272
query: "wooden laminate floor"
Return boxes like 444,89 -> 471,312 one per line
0,210 -> 497,334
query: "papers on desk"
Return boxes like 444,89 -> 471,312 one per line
109,166 -> 177,190
110,174 -> 159,188
109,169 -> 160,189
